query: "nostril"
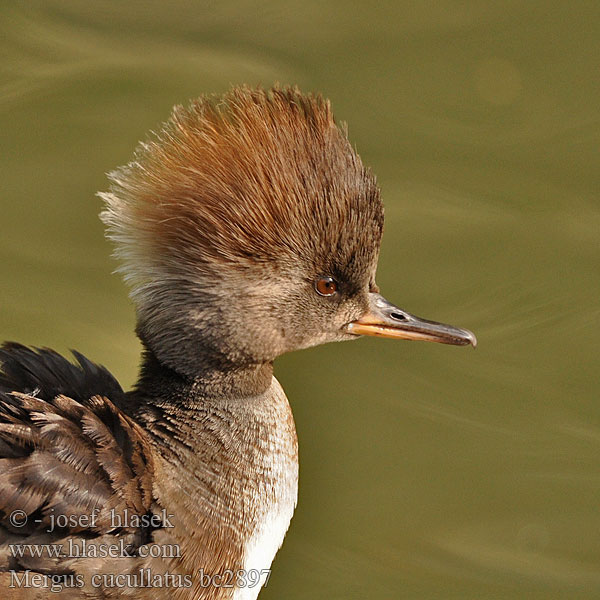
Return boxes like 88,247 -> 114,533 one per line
390,312 -> 408,322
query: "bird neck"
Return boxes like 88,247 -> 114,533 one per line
129,344 -> 274,412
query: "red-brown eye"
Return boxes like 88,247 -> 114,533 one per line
315,276 -> 338,296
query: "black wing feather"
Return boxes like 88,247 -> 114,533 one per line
0,342 -> 123,403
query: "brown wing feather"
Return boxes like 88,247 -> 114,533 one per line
0,346 -> 155,583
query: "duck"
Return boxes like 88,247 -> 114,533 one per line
0,86 -> 475,599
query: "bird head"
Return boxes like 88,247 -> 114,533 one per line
100,86 -> 474,378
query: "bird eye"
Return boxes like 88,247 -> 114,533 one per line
315,276 -> 338,297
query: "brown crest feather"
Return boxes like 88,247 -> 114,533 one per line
100,85 -> 383,305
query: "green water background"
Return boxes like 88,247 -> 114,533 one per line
1,2 -> 599,598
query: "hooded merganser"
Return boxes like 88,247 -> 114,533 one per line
0,86 -> 475,599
